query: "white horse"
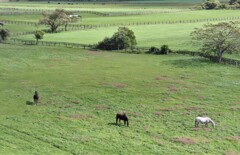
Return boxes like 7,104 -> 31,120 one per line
195,117 -> 215,128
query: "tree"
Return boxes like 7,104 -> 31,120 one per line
34,30 -> 44,44
0,29 -> 10,42
39,9 -> 71,32
191,21 -> 240,63
229,0 -> 240,5
96,27 -> 137,50
202,0 -> 220,9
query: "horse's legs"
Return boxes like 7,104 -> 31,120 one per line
124,120 -> 126,126
195,120 -> 198,127
205,122 -> 208,128
116,118 -> 118,125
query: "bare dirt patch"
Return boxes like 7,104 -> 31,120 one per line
185,106 -> 202,111
159,108 -> 172,112
112,83 -> 127,88
94,104 -> 111,110
71,100 -> 80,104
155,75 -> 167,81
154,111 -> 162,116
64,104 -> 72,108
168,86 -> 178,92
229,107 -> 240,111
174,137 -> 196,145
128,112 -> 142,117
226,136 -> 240,141
69,114 -> 93,120
197,95 -> 206,99
225,151 -> 240,155
231,101 -> 240,105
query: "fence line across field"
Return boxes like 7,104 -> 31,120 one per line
2,16 -> 240,29
9,38 -> 240,67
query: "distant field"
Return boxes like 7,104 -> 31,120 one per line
0,44 -> 239,154
16,23 -> 199,50
1,10 -> 240,24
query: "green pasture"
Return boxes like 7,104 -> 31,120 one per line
0,44 -> 239,154
1,10 -> 240,24
15,22 -> 205,50
3,24 -> 45,34
16,22 -> 240,60
75,10 -> 240,25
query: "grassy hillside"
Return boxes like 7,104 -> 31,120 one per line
0,44 -> 239,154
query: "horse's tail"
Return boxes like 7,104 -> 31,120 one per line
209,119 -> 215,128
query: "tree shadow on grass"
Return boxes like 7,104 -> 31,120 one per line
26,101 -> 34,105
165,57 -> 214,68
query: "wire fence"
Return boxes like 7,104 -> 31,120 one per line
8,38 -> 240,67
173,50 -> 240,67
0,7 -> 190,16
2,16 -> 240,30
10,38 -> 94,49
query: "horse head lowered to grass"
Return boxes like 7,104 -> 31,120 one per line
195,116 -> 215,128
116,113 -> 129,126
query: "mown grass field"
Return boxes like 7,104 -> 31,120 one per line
1,10 -> 240,25
0,44 -> 240,154
17,23 -> 201,50
0,1 -> 240,154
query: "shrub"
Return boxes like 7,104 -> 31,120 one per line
0,29 -> 10,42
147,45 -> 171,55
34,30 -> 44,44
96,27 -> 137,50
148,46 -> 160,54
160,45 -> 171,54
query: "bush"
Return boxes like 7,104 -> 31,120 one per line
0,29 -> 10,42
148,46 -> 160,54
96,27 -> 137,50
160,45 -> 172,54
34,30 -> 44,44
147,45 -> 171,55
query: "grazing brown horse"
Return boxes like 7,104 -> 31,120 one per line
116,113 -> 129,126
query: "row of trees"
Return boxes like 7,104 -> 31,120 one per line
202,0 -> 240,9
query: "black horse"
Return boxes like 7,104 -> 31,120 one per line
116,113 -> 129,126
33,91 -> 39,105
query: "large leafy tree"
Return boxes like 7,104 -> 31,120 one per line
96,27 -> 137,50
39,9 -> 71,32
202,0 -> 220,9
0,29 -> 10,42
191,21 -> 240,63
